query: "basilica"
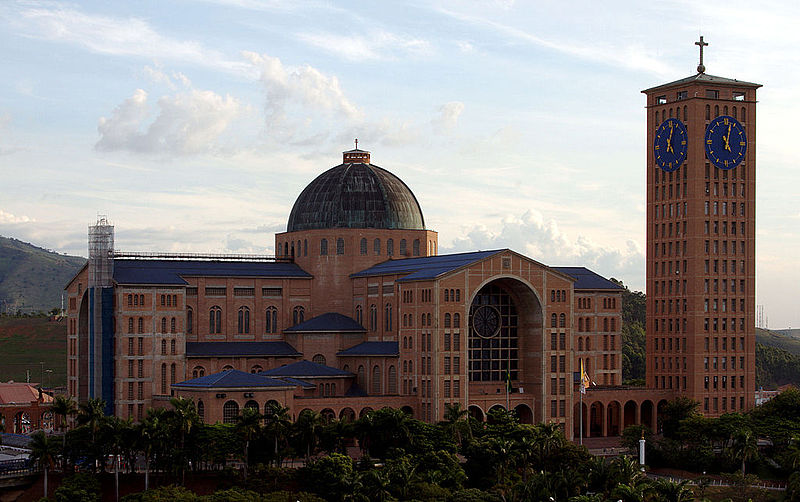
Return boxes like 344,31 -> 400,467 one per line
65,147 -> 630,439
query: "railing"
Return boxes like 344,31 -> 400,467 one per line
113,251 -> 293,263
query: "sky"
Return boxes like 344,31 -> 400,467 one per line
0,0 -> 798,328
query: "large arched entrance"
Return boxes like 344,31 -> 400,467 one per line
590,401 -> 604,437
606,401 -> 622,436
623,400 -> 637,429
514,404 -> 533,424
468,405 -> 484,422
641,400 -> 654,431
467,278 -> 544,417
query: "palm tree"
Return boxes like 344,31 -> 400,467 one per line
102,415 -> 132,501
52,394 -> 77,432
264,402 -> 292,466
29,431 -> 60,499
168,397 -> 199,484
235,407 -> 263,482
138,408 -> 168,490
294,409 -> 324,461
442,402 -> 471,444
731,429 -> 759,475
76,397 -> 106,471
653,478 -> 693,502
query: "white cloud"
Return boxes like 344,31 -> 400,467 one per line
142,65 -> 192,90
0,210 -> 35,224
96,88 -> 243,155
297,30 -> 432,61
244,51 -> 361,123
15,6 -> 250,75
437,7 -> 675,77
432,101 -> 465,132
444,210 -> 644,287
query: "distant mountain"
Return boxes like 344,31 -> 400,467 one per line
756,327 -> 800,356
0,236 -> 86,313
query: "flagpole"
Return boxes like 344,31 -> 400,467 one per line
579,385 -> 583,445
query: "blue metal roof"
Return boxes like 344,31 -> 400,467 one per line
260,360 -> 353,378
186,341 -> 301,358
113,259 -> 311,285
172,369 -> 295,389
552,267 -> 623,291
337,341 -> 399,356
277,376 -> 316,389
284,312 -> 365,333
351,250 -> 503,281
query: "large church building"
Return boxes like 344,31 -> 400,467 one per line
65,40 -> 758,439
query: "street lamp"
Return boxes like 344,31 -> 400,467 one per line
45,369 -> 53,389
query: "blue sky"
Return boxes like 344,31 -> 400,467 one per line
0,0 -> 798,328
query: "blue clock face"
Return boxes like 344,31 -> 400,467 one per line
705,115 -> 746,170
654,118 -> 688,172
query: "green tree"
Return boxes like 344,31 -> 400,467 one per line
730,428 -> 758,475
168,397 -> 200,483
300,452 -> 355,502
652,478 -> 693,502
53,473 -> 100,502
29,430 -> 60,498
235,406 -> 263,481
441,402 -> 471,445
659,397 -> 700,439
294,409 -> 324,461
52,394 -> 77,432
264,402 -> 292,466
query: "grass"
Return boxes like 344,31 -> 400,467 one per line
0,316 -> 66,388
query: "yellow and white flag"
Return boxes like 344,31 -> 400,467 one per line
580,359 -> 591,394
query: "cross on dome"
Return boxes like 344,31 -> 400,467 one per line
695,35 -> 708,73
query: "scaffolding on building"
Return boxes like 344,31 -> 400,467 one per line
88,216 -> 114,288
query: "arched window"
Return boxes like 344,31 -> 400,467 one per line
134,294 -> 139,306
578,338 -> 584,351
578,318 -> 584,331
387,238 -> 394,256
550,313 -> 557,328
187,307 -> 193,334
369,305 -> 377,332
222,365 -> 234,371
171,317 -> 176,333
603,318 -> 609,331
161,363 -> 167,394
209,306 -> 222,334
197,400 -> 204,421
223,401 -> 239,424
611,318 -> 616,331
559,313 -> 566,328
293,306 -> 305,326
250,365 -> 262,374
238,306 -> 250,334
170,363 -> 176,386
360,238 -> 367,255
167,294 -> 172,307
385,303 -> 392,331
337,237 -> 345,255
556,290 -> 561,302
171,339 -> 176,355
456,290 -> 460,302
388,365 -> 397,394
357,365 -> 366,389
320,238 -> 328,255
138,317 -> 144,333
374,238 -> 381,255
162,340 -> 167,355
445,289 -> 449,302
127,294 -> 133,306
192,366 -> 205,378
355,305 -> 363,327
714,104 -> 719,117
413,239 -> 420,256
403,360 -> 408,373
453,313 -> 460,328
128,318 -> 134,334
371,365 -> 381,394
161,294 -> 166,306
444,313 -> 451,328
139,294 -> 144,305
426,313 -> 431,326
290,242 -> 295,257
265,306 -> 277,333
312,354 -> 326,365
303,239 -> 308,256
161,317 -> 167,333
399,239 -> 407,256
551,290 -> 555,302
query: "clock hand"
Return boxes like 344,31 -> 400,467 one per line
667,122 -> 674,153
725,123 -> 732,151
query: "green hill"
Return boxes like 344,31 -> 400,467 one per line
0,235 -> 86,314
756,327 -> 800,355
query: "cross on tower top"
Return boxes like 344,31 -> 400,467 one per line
354,138 -> 358,150
695,36 -> 708,74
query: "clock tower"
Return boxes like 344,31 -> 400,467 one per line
642,38 -> 761,416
